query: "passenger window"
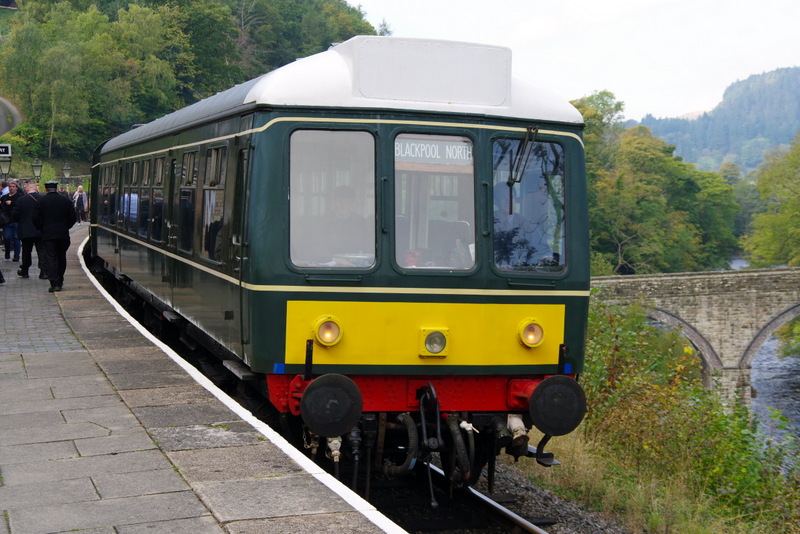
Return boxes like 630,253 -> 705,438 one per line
150,188 -> 164,242
394,134 -> 475,270
178,152 -> 198,252
492,137 -> 565,272
101,167 -> 113,225
154,157 -> 165,186
201,147 -> 227,261
138,187 -> 150,238
290,130 -> 375,269
123,187 -> 139,233
142,159 -> 151,186
182,151 -> 198,186
178,189 -> 195,252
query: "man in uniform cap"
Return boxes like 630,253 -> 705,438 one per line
33,181 -> 77,292
12,181 -> 46,279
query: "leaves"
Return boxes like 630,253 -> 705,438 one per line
742,133 -> 800,267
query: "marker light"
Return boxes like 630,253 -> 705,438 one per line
519,320 -> 544,348
314,316 -> 342,347
420,328 -> 449,357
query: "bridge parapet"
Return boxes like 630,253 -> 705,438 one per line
591,268 -> 800,404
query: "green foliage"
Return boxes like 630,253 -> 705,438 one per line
0,123 -> 47,161
742,133 -> 800,267
589,250 -> 615,277
774,318 -> 800,360
582,289 -> 800,531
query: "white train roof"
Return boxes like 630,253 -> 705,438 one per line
102,36 -> 582,153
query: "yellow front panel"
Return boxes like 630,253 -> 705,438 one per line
285,301 -> 565,367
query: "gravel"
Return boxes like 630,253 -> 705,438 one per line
472,461 -> 634,534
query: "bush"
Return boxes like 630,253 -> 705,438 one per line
524,288 -> 800,532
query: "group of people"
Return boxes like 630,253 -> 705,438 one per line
0,179 -> 78,291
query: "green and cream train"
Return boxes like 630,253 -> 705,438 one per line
89,36 -> 590,489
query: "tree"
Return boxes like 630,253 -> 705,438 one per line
571,90 -> 625,181
166,1 -> 241,101
112,5 -> 180,120
591,126 -> 737,273
742,134 -> 800,267
718,161 -> 741,184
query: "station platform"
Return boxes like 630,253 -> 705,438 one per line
0,224 -> 404,534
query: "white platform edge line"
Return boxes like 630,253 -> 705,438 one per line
77,236 -> 408,534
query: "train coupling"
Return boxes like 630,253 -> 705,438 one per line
525,434 -> 560,467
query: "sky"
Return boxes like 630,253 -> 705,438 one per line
345,0 -> 800,121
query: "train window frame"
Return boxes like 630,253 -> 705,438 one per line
138,184 -> 151,239
393,132 -> 477,272
154,157 -> 165,186
177,150 -> 199,253
177,187 -> 195,253
288,128 -> 376,270
149,187 -> 165,243
490,135 -> 567,275
200,145 -> 228,263
131,160 -> 140,186
141,159 -> 151,187
100,166 -> 110,225
182,150 -> 199,186
115,164 -> 125,226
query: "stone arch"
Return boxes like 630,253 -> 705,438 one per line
648,308 -> 724,370
740,302 -> 800,368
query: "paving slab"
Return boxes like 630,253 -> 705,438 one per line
149,422 -> 265,451
1,450 -> 172,485
7,491 -> 211,534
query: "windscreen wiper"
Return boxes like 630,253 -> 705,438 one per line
508,126 -> 538,185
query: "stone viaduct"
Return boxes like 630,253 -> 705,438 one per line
590,267 -> 800,404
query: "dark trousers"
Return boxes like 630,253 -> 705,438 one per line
41,238 -> 70,287
20,237 -> 44,274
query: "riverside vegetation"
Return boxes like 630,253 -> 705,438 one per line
518,289 -> 800,534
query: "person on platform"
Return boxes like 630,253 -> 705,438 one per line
33,181 -> 77,292
1,180 -> 23,261
72,185 -> 89,224
12,181 -> 46,279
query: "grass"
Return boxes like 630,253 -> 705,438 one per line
516,429 -> 789,533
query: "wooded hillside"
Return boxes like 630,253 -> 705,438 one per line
640,67 -> 800,173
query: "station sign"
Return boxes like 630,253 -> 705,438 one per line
0,144 -> 10,157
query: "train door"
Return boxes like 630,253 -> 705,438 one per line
171,147 -> 200,321
233,114 -> 253,363
162,150 -> 179,307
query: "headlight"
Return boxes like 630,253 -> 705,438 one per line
314,316 -> 342,347
419,328 -> 449,357
519,320 -> 544,348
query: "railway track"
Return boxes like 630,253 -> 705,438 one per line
366,460 -> 553,533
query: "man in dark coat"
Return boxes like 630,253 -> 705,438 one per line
33,181 -> 77,292
12,181 -> 46,279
